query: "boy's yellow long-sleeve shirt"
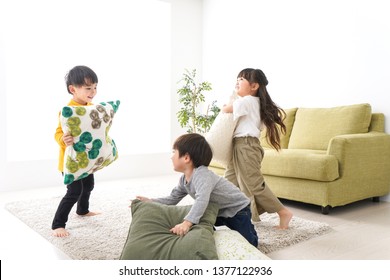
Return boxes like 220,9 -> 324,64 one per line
54,100 -> 92,172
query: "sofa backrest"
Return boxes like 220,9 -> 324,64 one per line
369,113 -> 385,133
288,103 -> 372,150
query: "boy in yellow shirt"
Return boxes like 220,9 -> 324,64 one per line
52,65 -> 100,237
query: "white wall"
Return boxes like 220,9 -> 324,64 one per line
202,0 -> 390,201
167,0 -> 204,140
2,0 -> 389,203
0,0 -> 203,191
203,0 -> 390,118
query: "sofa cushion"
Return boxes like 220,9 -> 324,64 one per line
369,113 -> 385,133
262,149 -> 339,182
120,200 -> 219,260
260,108 -> 297,149
288,103 -> 372,150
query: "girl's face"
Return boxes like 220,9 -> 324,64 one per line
69,82 -> 97,105
235,77 -> 259,97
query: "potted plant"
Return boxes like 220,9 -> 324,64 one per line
176,69 -> 220,134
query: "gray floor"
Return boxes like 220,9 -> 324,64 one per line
268,197 -> 390,260
1,175 -> 390,260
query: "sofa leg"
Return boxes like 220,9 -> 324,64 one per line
372,197 -> 380,203
321,205 -> 330,215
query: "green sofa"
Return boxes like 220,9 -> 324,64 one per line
209,103 -> 390,214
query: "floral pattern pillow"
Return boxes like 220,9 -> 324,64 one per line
61,100 -> 120,184
214,226 -> 270,260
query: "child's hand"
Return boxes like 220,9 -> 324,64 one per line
128,196 -> 152,208
170,220 -> 193,236
135,196 -> 152,202
222,103 -> 233,113
62,132 -> 74,146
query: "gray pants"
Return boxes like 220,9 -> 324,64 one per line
224,136 -> 283,221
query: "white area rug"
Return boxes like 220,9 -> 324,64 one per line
5,182 -> 332,259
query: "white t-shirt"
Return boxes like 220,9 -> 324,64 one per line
232,95 -> 261,138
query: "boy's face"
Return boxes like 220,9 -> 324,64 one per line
171,149 -> 188,173
69,82 -> 97,105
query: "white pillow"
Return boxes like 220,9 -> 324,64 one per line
205,112 -> 237,167
214,227 -> 271,260
61,100 -> 120,184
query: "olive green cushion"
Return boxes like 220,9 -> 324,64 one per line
262,149 -> 339,181
260,108 -> 298,149
120,200 -> 219,260
288,103 -> 372,150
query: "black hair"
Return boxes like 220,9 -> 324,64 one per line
65,65 -> 98,94
237,68 -> 286,150
172,133 -> 213,167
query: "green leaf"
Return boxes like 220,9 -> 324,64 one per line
176,68 -> 219,134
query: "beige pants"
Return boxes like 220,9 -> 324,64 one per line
224,137 -> 283,221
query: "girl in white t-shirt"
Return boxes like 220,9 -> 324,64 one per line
222,68 -> 293,229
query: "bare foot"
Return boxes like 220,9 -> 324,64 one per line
79,211 -> 101,217
52,227 -> 69,237
276,208 -> 293,229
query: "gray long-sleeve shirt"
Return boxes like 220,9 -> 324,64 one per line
154,166 -> 250,224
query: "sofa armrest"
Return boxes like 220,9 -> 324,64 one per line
327,132 -> 390,180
